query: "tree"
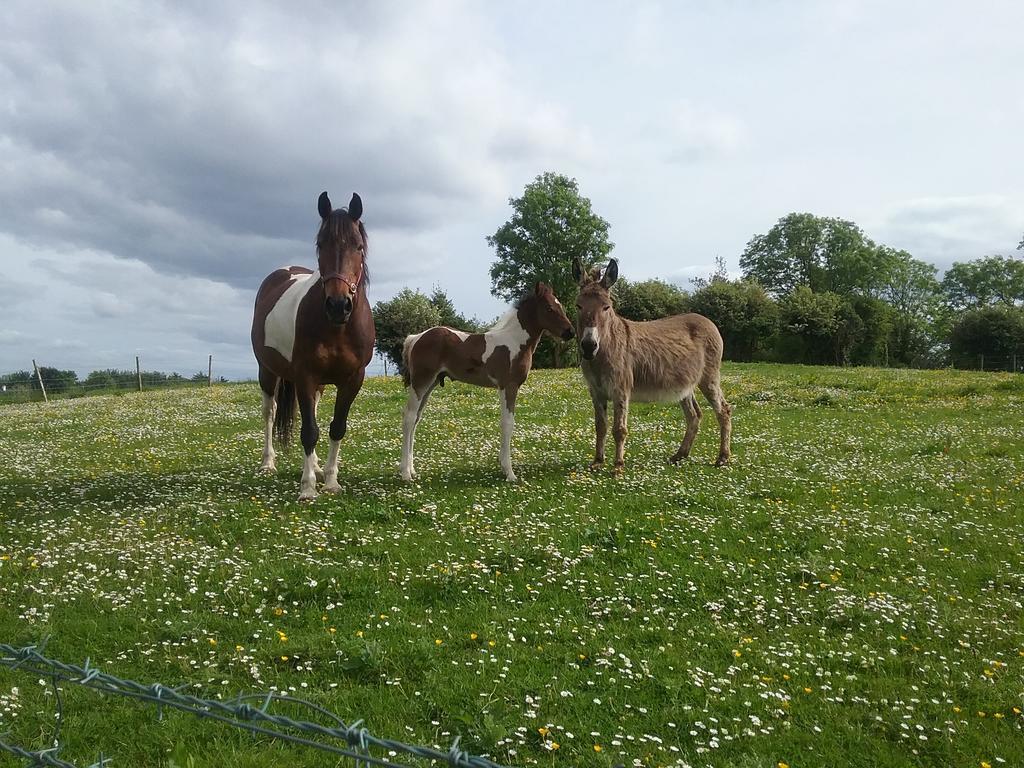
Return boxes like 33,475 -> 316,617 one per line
613,278 -> 689,322
740,213 -> 892,297
688,279 -> 779,361
941,255 -> 1024,311
373,289 -> 442,374
948,306 -> 1024,367
38,366 -> 78,394
878,249 -> 942,365
428,287 -> 484,332
488,172 -> 613,366
777,286 -> 863,365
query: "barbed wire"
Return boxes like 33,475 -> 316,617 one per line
1,642 -> 511,768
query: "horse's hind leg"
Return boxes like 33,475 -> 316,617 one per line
698,375 -> 732,466
323,373 -> 364,494
670,394 -> 702,464
400,376 -> 436,482
499,385 -> 520,482
258,366 -> 279,473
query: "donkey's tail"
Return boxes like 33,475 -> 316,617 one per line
401,334 -> 416,388
274,379 -> 297,445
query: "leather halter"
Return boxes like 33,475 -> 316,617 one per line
321,268 -> 361,296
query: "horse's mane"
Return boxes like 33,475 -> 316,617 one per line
316,210 -> 370,286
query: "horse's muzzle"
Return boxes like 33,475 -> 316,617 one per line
325,295 -> 353,325
561,328 -> 575,341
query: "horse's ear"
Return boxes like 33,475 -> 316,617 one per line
601,258 -> 619,288
348,193 -> 363,222
571,256 -> 584,283
318,191 -> 332,220
535,281 -> 544,295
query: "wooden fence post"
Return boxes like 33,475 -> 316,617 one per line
136,356 -> 143,391
208,355 -> 213,387
32,359 -> 48,403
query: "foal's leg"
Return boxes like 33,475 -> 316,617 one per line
612,396 -> 630,472
311,385 -> 325,482
670,394 -> 702,464
400,379 -> 436,482
699,376 -> 732,466
323,373 -> 364,494
590,391 -> 608,469
499,385 -> 520,482
296,382 -> 321,501
258,366 -> 278,473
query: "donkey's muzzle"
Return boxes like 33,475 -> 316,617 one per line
580,341 -> 598,360
325,295 -> 353,325
561,328 -> 575,341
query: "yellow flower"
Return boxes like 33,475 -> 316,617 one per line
488,640 -> 495,647
593,745 -> 602,752
981,762 -> 992,768
356,630 -> 363,637
235,645 -> 244,652
470,633 -> 478,640
538,727 -> 549,736
550,742 -> 560,750
435,639 -> 443,646
779,763 -> 790,768
804,687 -> 813,693
732,650 -> 742,658
207,638 -> 217,646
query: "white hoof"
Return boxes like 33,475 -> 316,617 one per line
259,462 -> 276,474
505,472 -> 518,483
298,488 -> 318,502
322,481 -> 341,494
400,470 -> 415,482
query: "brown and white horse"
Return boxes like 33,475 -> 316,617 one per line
400,282 -> 574,482
573,257 -> 732,471
251,191 -> 374,501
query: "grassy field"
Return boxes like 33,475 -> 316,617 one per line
1,364 -> 1022,768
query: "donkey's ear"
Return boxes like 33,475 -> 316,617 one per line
535,281 -> 543,295
348,192 -> 363,222
318,191 -> 332,220
601,258 -> 619,288
571,256 -> 584,283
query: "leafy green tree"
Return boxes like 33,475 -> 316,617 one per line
613,278 -> 689,321
941,255 -> 1024,311
777,286 -> 863,365
84,370 -> 119,389
948,306 -> 1024,367
0,371 -> 33,391
373,289 -> 442,373
488,172 -> 612,366
847,295 -> 895,366
38,366 -> 78,394
878,249 -> 942,365
688,279 -> 779,361
429,287 -> 484,332
740,213 -> 892,297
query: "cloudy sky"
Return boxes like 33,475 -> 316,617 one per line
1,1 -> 1022,379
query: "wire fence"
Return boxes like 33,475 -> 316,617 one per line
0,641 -> 511,768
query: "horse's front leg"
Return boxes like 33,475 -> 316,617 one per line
499,385 -> 520,482
612,396 -> 630,472
311,385 -> 325,482
323,371 -> 365,494
297,382 -> 321,502
590,392 -> 608,469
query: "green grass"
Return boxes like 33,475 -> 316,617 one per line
1,363 -> 1022,767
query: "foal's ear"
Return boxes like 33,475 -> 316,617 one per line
348,192 -> 363,222
318,191 -> 332,220
571,256 -> 584,283
601,258 -> 619,288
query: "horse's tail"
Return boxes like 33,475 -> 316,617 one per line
274,379 -> 297,445
401,334 -> 416,387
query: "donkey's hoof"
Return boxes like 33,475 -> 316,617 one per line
588,460 -> 604,471
668,453 -> 687,465
612,462 -> 625,475
715,455 -> 730,467
505,473 -> 518,483
259,462 -> 277,474
400,470 -> 415,482
322,481 -> 342,494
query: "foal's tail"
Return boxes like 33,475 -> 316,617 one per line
274,379 -> 297,445
401,334 -> 416,388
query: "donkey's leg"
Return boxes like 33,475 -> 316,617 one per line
499,385 -> 520,482
323,373 -> 364,494
296,382 -> 321,501
612,396 -> 630,472
401,380 -> 435,482
311,385 -> 325,482
670,394 -> 702,464
699,377 -> 732,466
258,366 -> 279,473
590,392 -> 608,469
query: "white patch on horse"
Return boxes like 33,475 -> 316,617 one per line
499,394 -> 517,482
445,327 -> 470,342
265,271 -> 320,362
483,309 -> 529,363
